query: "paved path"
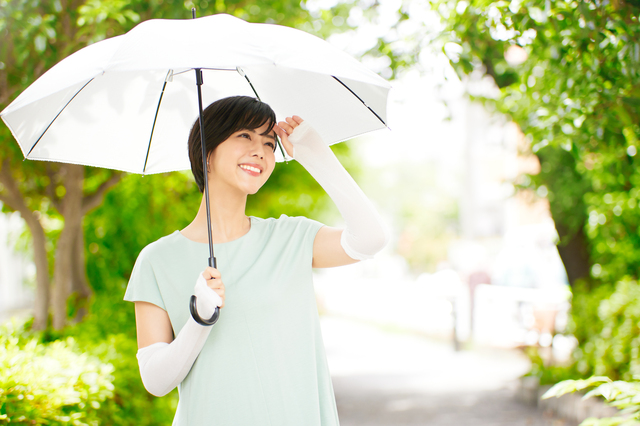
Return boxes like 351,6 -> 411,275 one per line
321,315 -> 570,426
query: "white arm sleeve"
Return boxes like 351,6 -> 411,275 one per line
136,273 -> 222,397
289,122 -> 389,260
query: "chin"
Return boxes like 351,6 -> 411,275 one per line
245,177 -> 270,195
244,183 -> 266,195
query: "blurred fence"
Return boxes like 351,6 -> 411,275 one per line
315,263 -> 572,354
473,284 -> 571,349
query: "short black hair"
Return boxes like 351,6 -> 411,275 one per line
188,96 -> 277,193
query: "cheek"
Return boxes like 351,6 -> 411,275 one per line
263,158 -> 276,180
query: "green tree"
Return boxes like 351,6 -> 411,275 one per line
1,0 -> 130,330
0,0 -> 379,330
436,0 -> 640,289
434,0 -> 640,383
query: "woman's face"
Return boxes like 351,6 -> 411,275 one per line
207,121 -> 277,195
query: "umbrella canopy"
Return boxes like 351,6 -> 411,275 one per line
1,14 -> 390,174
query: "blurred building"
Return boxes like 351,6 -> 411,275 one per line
446,79 -> 571,350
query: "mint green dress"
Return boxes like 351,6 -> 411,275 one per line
124,215 -> 340,426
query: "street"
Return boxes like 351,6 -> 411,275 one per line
322,315 -> 567,426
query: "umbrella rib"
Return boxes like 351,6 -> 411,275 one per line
241,74 -> 262,101
200,67 -> 236,71
169,68 -> 235,79
26,78 -> 95,158
142,78 -> 169,174
240,70 -> 288,161
331,76 -> 387,127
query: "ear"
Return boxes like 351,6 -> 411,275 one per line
206,152 -> 213,172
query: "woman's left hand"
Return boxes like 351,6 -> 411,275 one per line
274,115 -> 304,158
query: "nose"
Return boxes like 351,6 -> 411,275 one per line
251,139 -> 266,159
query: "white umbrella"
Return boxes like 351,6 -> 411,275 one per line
1,13 -> 390,173
1,12 -> 390,324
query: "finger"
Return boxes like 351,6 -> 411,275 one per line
214,287 -> 225,308
277,121 -> 294,135
275,125 -> 294,157
274,125 -> 290,140
207,280 -> 224,290
285,117 -> 299,128
202,267 -> 221,280
291,115 -> 304,125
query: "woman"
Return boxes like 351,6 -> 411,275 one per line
124,96 -> 387,425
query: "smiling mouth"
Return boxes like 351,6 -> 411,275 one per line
239,164 -> 262,174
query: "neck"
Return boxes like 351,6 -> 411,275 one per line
182,181 -> 250,244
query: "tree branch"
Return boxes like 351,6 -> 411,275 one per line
0,159 -> 26,212
0,162 -> 20,211
82,172 -> 123,214
0,160 -> 45,239
0,11 -> 16,107
0,192 -> 17,211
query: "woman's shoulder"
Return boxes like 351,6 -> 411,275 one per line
136,231 -> 183,262
250,215 -> 324,239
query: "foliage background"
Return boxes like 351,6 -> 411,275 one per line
436,0 -> 640,385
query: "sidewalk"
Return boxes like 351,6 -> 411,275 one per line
321,315 -> 569,426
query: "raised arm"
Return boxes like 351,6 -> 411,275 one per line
275,117 -> 388,268
134,267 -> 224,396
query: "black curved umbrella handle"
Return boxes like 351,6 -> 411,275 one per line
190,296 -> 220,326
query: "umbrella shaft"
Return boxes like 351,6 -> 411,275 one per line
195,67 -> 216,264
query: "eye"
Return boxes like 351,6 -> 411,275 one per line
238,132 -> 251,139
265,141 -> 276,151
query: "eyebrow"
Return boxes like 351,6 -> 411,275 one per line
258,130 -> 276,140
243,128 -> 276,139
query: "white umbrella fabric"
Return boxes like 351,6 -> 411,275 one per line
1,13 -> 390,174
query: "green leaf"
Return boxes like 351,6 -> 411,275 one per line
543,377 -> 612,399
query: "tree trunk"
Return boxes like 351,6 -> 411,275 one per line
535,148 -> 593,288
21,211 -> 50,330
71,224 -> 92,323
555,221 -> 592,287
52,164 -> 84,330
1,160 -> 120,330
0,161 -> 52,330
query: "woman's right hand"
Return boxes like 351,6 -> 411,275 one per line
202,266 -> 225,308
194,267 -> 225,318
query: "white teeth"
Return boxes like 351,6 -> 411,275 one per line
240,165 -> 261,173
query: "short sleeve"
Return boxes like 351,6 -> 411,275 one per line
124,247 -> 166,311
276,214 -> 324,261
299,216 -> 324,247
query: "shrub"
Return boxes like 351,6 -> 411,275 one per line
543,376 -> 640,426
0,321 -> 114,425
574,280 -> 640,381
86,333 -> 178,425
529,279 -> 640,390
62,311 -> 178,426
